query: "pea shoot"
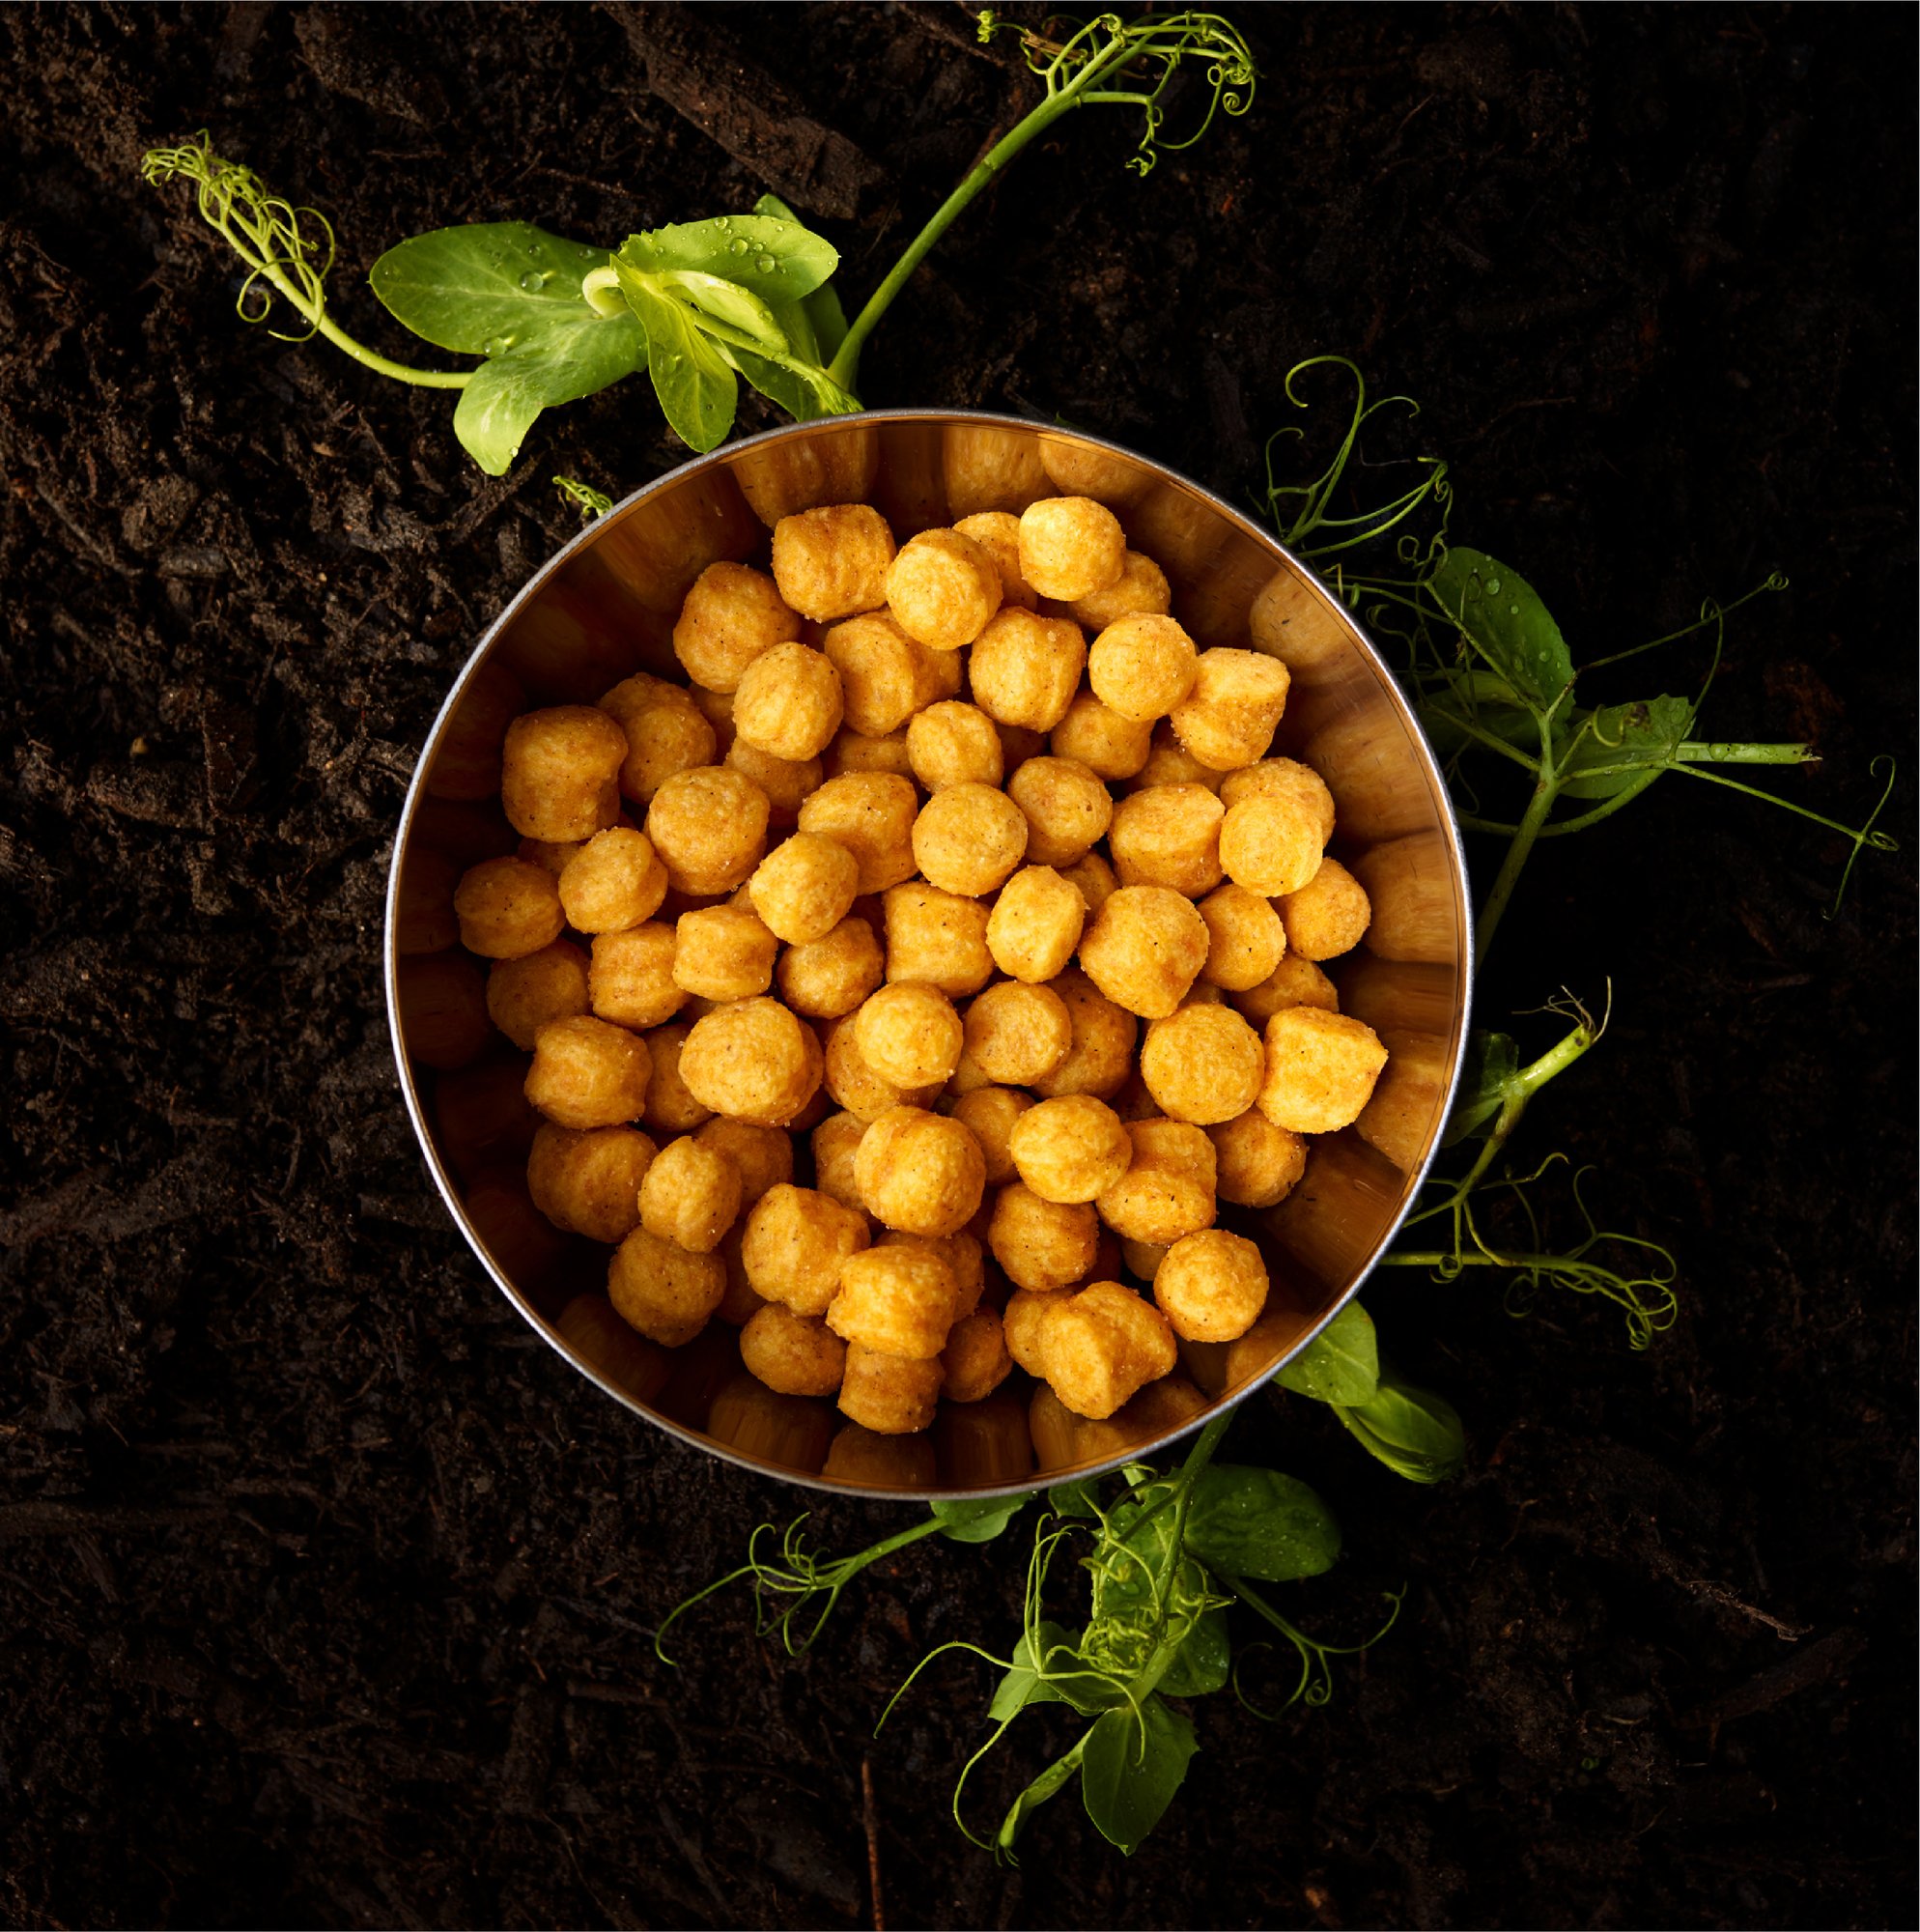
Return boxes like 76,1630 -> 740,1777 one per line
140,12 -> 1254,473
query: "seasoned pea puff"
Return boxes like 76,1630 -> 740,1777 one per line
1219,793 -> 1323,897
964,982 -> 1073,1087
968,608 -> 1087,732
1007,1094 -> 1133,1205
853,982 -> 964,1090
855,1105 -> 986,1237
948,1087 -> 1032,1185
797,771 -> 919,895
742,1182 -> 869,1317
778,915 -> 886,1018
771,503 -> 897,622
1070,550 -> 1172,632
1005,755 -> 1113,867
824,726 -> 916,783
1087,613 -> 1199,723
1096,1117 -> 1217,1245
669,1005 -> 809,1130
989,1183 -> 1099,1293
1140,1004 -> 1265,1125
882,883 -> 994,997
912,783 -> 1030,896
885,527 -> 1003,650
724,739 -> 821,824
740,1302 -> 847,1398
638,1134 -> 742,1254
692,1117 -> 793,1208
749,833 -> 860,945
907,700 -> 1004,792
1030,968 -> 1138,1100
1153,1229 -> 1269,1343
501,706 -> 628,842
823,1014 -> 943,1121
672,905 -> 778,1001
1197,884 -> 1286,993
559,826 -> 670,933
731,641 -> 844,764
525,1015 -> 651,1129
1257,1008 -> 1390,1134
1219,756 -> 1337,844
1059,850 -> 1120,918
599,675 -> 719,804
1040,1281 -> 1178,1420
1277,856 -> 1373,961
942,1309 -> 1014,1403
879,1228 -> 985,1320
670,561 -> 803,693
828,1243 -> 960,1358
1002,1286 -> 1072,1373
1170,648 -> 1292,771
588,923 -> 684,1030
640,1021 -> 716,1133
455,856 -> 565,959
988,866 -> 1087,984
810,1110 -> 869,1210
527,1122 -> 657,1244
607,1228 -> 726,1348
1126,720 -> 1225,795
822,613 -> 930,737
837,1342 -> 944,1435
1079,886 -> 1211,1019
1109,784 -> 1227,895
1050,692 -> 1153,781
1017,496 -> 1126,601
688,682 -> 736,755
645,766 -> 770,895
1208,1108 -> 1308,1208
1231,952 -> 1341,1026
397,952 -> 491,1070
488,939 -> 591,1051
951,511 -> 1037,610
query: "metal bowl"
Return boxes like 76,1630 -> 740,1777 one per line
384,410 -> 1472,1498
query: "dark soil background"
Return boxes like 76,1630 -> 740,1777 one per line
2,5 -> 1913,1927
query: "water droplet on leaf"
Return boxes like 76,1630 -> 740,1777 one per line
518,270 -> 543,291
729,237 -> 748,255
755,255 -> 776,273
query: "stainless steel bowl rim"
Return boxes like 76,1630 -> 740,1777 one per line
383,407 -> 1475,1501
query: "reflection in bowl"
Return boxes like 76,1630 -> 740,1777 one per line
384,412 -> 1471,1499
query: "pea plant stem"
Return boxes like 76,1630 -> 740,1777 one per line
1473,763 -> 1557,967
256,256 -> 470,390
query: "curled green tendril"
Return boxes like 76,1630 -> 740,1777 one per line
142,132 -> 334,342
1228,1588 -> 1406,1719
552,476 -> 613,523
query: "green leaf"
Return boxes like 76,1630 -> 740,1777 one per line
1276,1301 -> 1380,1406
1048,1477 -> 1102,1519
752,192 -> 851,370
1441,1030 -> 1521,1148
660,270 -> 790,354
723,343 -> 863,424
931,1494 -> 1030,1544
1184,1465 -> 1341,1582
450,311 -> 647,475
1558,695 -> 1697,800
1080,1697 -> 1198,1855
1157,1605 -> 1230,1697
371,221 -> 608,355
1430,547 -> 1574,708
988,1621 -> 1078,1720
613,269 -> 738,453
616,215 -> 839,302
1336,1375 -> 1466,1483
1417,668 -> 1540,763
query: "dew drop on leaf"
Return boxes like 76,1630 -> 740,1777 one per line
518,271 -> 542,291
1485,578 -> 1502,595
729,237 -> 748,255
755,255 -> 776,273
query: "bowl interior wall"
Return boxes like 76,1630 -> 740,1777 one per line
388,414 -> 1470,1498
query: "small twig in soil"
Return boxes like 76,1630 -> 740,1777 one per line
861,1754 -> 886,1931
